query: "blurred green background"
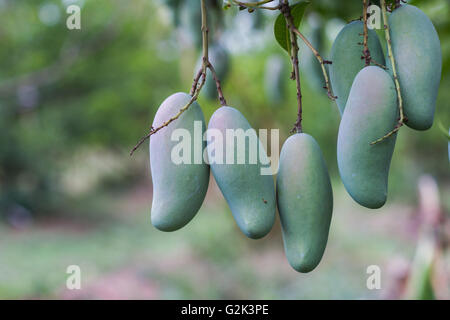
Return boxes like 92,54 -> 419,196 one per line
0,0 -> 449,299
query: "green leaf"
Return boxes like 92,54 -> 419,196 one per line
273,1 -> 310,53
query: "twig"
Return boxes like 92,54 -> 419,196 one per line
291,27 -> 336,101
130,75 -> 206,156
207,63 -> 227,106
130,0 -> 227,155
362,0 -> 371,67
190,68 -> 204,96
360,1 -> 386,70
370,58 -> 387,70
371,0 -> 406,145
280,0 -> 302,133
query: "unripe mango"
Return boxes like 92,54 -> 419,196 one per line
330,21 -> 385,115
388,5 -> 442,130
337,66 -> 397,209
276,133 -> 333,273
207,106 -> 276,239
150,92 -> 210,231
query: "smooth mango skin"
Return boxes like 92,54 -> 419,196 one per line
150,92 -> 210,231
276,133 -> 333,273
389,5 -> 442,130
337,66 -> 397,209
330,21 -> 385,115
207,107 -> 276,239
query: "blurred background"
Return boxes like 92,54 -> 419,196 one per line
0,0 -> 449,299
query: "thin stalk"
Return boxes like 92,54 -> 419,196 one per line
291,28 -> 336,100
371,0 -> 405,145
281,0 -> 302,133
362,0 -> 371,66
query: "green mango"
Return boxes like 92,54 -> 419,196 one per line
388,5 -> 442,130
207,106 -> 276,239
337,66 -> 397,209
330,21 -> 385,115
276,133 -> 333,273
150,92 -> 210,231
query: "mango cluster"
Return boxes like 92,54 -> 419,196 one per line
331,5 -> 441,208
149,94 -> 332,273
148,5 -> 441,273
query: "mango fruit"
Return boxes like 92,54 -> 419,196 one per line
276,133 -> 333,273
207,106 -> 276,239
150,92 -> 210,231
337,66 -> 397,209
330,21 -> 385,115
388,5 -> 442,130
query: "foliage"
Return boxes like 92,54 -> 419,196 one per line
0,0 -> 448,219
274,1 -> 310,52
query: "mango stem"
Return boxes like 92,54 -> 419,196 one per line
291,27 -> 336,101
280,0 -> 303,133
371,0 -> 406,145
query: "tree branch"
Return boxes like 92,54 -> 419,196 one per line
130,74 -> 206,156
362,0 -> 371,67
280,0 -> 303,133
291,27 -> 336,101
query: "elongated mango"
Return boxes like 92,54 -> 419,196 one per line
276,133 -> 333,273
388,5 -> 442,130
337,66 -> 397,209
150,92 -> 210,231
330,21 -> 385,115
207,106 -> 276,239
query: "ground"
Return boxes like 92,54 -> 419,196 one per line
0,179 -> 435,299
